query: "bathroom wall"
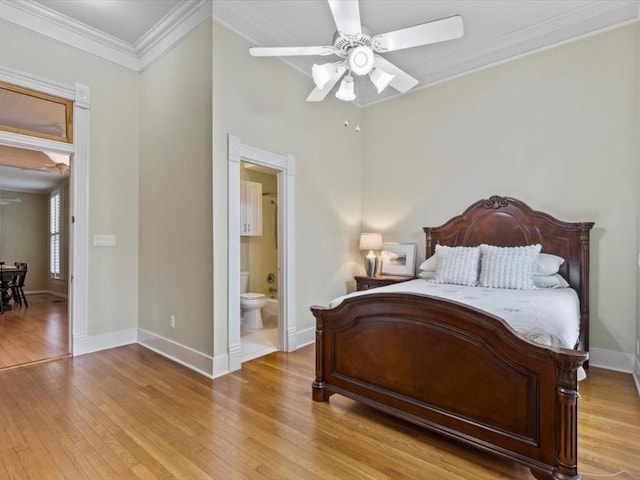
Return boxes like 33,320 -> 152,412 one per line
240,163 -> 278,296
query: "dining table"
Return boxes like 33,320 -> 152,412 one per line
0,264 -> 27,312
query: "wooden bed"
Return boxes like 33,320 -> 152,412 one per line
311,195 -> 594,480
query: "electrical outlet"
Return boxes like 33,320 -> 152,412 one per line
170,315 -> 176,328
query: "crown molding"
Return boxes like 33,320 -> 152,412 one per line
0,0 -> 211,72
137,0 -> 212,71
358,1 -> 640,106
411,1 -> 640,84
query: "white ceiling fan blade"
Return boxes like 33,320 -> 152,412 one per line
372,15 -> 463,53
249,46 -> 336,57
306,65 -> 347,102
373,57 -> 418,93
328,0 -> 361,36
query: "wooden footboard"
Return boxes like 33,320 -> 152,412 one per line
311,293 -> 588,480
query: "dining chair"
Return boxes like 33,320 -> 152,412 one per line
0,261 -> 8,314
9,262 -> 28,308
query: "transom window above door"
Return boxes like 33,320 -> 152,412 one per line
0,82 -> 73,143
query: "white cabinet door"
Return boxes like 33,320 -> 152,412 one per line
241,181 -> 263,236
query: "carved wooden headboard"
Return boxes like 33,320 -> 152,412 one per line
423,195 -> 594,353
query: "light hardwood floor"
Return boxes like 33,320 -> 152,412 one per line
0,293 -> 69,370
0,344 -> 637,479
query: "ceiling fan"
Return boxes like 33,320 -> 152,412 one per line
0,149 -> 70,175
249,0 -> 463,103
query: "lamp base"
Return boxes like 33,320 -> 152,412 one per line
364,254 -> 378,277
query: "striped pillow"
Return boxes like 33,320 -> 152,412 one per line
479,244 -> 541,290
433,245 -> 480,286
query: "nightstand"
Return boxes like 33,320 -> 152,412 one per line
354,275 -> 416,291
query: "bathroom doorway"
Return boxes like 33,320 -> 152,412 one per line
226,134 -> 296,373
239,161 -> 279,361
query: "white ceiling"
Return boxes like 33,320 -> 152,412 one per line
2,1 -> 639,105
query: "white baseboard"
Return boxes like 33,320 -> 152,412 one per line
212,353 -> 230,378
135,326 -> 315,380
633,357 -> 640,397
23,289 -> 68,299
290,326 -> 315,351
589,347 -> 635,373
73,328 -> 137,356
137,328 -> 214,378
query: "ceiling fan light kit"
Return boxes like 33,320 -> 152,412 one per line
249,0 -> 463,103
335,75 -> 356,102
312,62 -> 338,89
369,67 -> 395,94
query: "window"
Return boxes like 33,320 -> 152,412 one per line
50,189 -> 61,279
0,81 -> 73,143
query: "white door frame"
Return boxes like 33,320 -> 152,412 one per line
227,134 -> 296,372
0,66 -> 90,355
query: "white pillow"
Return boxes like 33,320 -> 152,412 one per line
536,253 -> 565,276
419,254 -> 438,272
533,273 -> 569,289
433,245 -> 480,286
418,270 -> 435,279
479,244 -> 541,290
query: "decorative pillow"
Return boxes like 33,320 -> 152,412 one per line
419,254 -> 438,272
418,270 -> 435,279
433,245 -> 480,286
536,253 -> 565,276
479,244 -> 541,290
533,273 -> 569,289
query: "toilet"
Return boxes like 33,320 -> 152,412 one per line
240,271 -> 267,329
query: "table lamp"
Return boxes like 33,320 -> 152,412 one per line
359,233 -> 383,277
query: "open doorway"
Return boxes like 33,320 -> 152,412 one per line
0,68 -> 90,367
0,145 -> 71,369
226,134 -> 296,373
239,161 -> 279,362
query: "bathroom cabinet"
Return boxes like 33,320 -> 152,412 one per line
241,180 -> 263,236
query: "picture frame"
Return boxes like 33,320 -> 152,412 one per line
381,243 -> 416,276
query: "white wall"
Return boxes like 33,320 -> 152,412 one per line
0,20 -> 140,338
362,25 -> 639,357
212,20 -> 363,357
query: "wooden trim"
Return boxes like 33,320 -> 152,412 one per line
0,81 -> 73,143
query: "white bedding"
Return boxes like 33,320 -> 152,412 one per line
331,279 -> 581,351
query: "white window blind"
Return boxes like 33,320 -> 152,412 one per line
50,190 -> 61,279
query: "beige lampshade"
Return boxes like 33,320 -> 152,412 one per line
359,233 -> 383,251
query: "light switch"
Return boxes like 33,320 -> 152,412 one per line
93,234 -> 116,247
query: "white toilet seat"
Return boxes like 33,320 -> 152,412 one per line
241,293 -> 266,300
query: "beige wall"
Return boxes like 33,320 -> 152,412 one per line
138,21 -> 213,354
0,190 -> 48,290
0,20 -> 140,335
361,25 -> 639,356
3,13 -> 636,367
212,20 -> 363,356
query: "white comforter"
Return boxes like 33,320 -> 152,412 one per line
330,279 -> 581,351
